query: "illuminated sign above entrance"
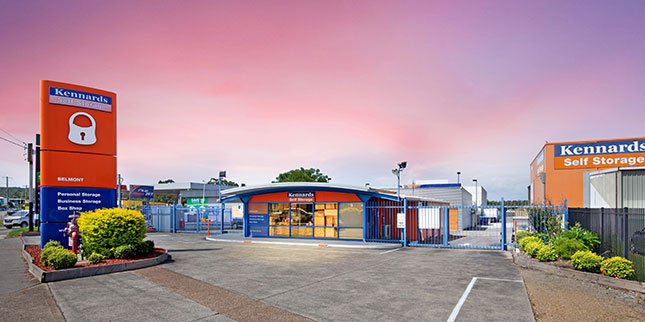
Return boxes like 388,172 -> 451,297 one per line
555,139 -> 645,169
288,192 -> 315,202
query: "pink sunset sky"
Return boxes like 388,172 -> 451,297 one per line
1,1 -> 644,200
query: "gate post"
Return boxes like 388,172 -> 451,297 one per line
172,203 -> 177,233
403,198 -> 407,247
500,198 -> 506,250
443,207 -> 449,247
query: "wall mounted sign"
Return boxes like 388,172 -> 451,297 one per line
555,139 -> 645,169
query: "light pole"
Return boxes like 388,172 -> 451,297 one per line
472,179 -> 478,216
218,170 -> 226,234
392,161 -> 407,200
457,172 -> 461,184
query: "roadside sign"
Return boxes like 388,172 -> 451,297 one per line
397,213 -> 406,228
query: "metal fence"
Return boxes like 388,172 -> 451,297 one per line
142,205 -> 237,233
568,208 -> 645,282
366,199 -> 567,250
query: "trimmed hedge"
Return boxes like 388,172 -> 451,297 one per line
571,250 -> 602,273
77,208 -> 146,258
601,257 -> 634,279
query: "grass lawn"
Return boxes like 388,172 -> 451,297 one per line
6,227 -> 39,238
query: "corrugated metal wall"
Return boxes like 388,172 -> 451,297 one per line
400,187 -> 474,230
589,171 -> 617,208
622,169 -> 645,208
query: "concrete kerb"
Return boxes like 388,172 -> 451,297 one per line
205,236 -> 401,249
511,247 -> 645,294
21,237 -> 170,283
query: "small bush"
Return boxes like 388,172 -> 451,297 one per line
44,240 -> 63,249
525,241 -> 544,257
114,244 -> 138,259
516,231 -> 544,243
536,245 -> 557,262
562,223 -> 600,252
134,240 -> 155,256
88,253 -> 105,264
48,248 -> 77,270
77,208 -> 147,257
40,245 -> 64,266
552,237 -> 586,260
601,257 -> 634,279
571,250 -> 603,273
520,236 -> 543,252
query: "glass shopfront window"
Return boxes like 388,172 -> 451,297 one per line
269,203 -> 289,237
339,202 -> 363,239
290,203 -> 313,237
314,203 -> 337,238
263,200 -> 363,240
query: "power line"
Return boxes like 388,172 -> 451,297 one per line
0,135 -> 25,148
0,127 -> 26,145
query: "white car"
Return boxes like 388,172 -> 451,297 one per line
3,210 -> 40,229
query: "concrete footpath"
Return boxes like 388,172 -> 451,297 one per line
0,236 -> 66,321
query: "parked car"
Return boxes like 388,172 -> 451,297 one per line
231,218 -> 243,229
3,210 -> 39,229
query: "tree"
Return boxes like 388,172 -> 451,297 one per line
273,167 -> 331,183
158,179 -> 175,184
208,178 -> 239,187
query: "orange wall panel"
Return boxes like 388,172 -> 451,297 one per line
41,151 -> 116,189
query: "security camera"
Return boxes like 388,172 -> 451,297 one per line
398,161 -> 407,169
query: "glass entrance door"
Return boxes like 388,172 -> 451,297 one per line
290,203 -> 313,237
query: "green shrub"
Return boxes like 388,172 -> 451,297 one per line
536,245 -> 557,262
601,257 -> 634,279
114,244 -> 138,259
562,223 -> 600,252
48,248 -> 77,270
88,253 -> 105,264
44,240 -> 63,250
520,236 -> 543,252
77,208 -> 146,258
515,231 -> 544,243
571,250 -> 603,273
552,237 -> 586,260
134,240 -> 155,256
525,241 -> 544,257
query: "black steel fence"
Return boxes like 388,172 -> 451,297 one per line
568,208 -> 645,282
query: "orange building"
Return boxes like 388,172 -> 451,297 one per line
530,137 -> 645,207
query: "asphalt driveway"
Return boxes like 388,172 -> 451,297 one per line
8,233 -> 535,321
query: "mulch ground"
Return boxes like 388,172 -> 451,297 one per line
25,245 -> 166,272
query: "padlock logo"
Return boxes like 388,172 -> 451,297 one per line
68,112 -> 97,145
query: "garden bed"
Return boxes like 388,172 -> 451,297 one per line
22,243 -> 169,282
512,247 -> 645,294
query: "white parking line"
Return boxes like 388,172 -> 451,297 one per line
447,277 -> 523,322
378,248 -> 401,255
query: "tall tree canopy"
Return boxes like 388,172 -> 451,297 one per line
274,167 -> 331,183
208,178 -> 240,186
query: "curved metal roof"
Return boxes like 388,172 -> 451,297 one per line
221,182 -> 446,204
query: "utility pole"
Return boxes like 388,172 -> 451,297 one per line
28,142 -> 34,231
2,176 -> 9,207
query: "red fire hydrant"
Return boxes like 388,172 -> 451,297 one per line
64,214 -> 80,254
